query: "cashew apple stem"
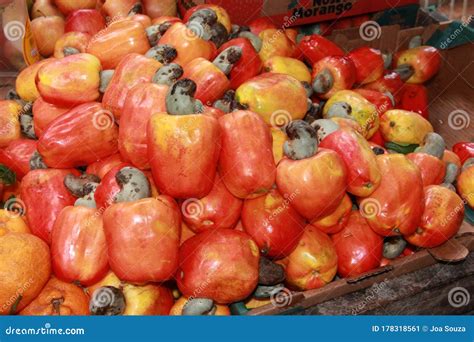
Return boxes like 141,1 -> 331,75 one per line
326,101 -> 355,121
414,132 -> 445,159
213,90 -> 236,113
20,113 -> 36,139
99,70 -> 115,93
212,46 -> 242,76
145,44 -> 177,64
29,151 -> 47,170
114,167 -> 151,203
64,173 -> 100,198
312,68 -> 334,94
393,64 -> 415,81
283,120 -> 319,160
182,298 -> 216,315
152,63 -> 183,86
165,78 -> 202,115
383,236 -> 407,259
310,119 -> 339,144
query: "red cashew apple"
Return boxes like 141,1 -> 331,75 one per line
159,22 -> 216,66
242,188 -> 305,258
281,225 -> 338,290
20,169 -> 79,244
87,19 -> 150,69
218,38 -> 262,89
332,211 -> 383,278
453,142 -> 474,165
400,84 -> 429,119
0,139 -> 37,180
181,174 -> 242,233
353,89 -> 394,117
143,0 -> 177,18
218,110 -> 276,199
54,0 -> 96,15
362,71 -> 405,105
319,127 -> 381,197
393,46 -> 441,84
32,97 -> 70,138
406,185 -> 464,248
358,154 -> 424,236
311,56 -> 356,99
53,32 -> 91,58
102,53 -> 161,120
347,47 -> 384,85
36,53 -> 101,107
65,9 -> 106,36
407,152 -> 446,187
118,82 -> 168,170
276,121 -> 347,221
31,16 -> 65,57
177,229 -> 260,304
100,0 -> 136,18
103,196 -> 181,283
311,193 -> 352,235
38,102 -> 118,168
51,206 -> 108,286
86,153 -> 124,179
296,34 -> 344,65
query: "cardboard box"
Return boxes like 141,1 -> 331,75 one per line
178,0 -> 420,27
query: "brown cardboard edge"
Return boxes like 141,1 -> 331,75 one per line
248,233 -> 474,315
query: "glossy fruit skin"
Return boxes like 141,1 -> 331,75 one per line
100,0 -> 136,18
358,154 -> 424,237
248,17 -> 276,35
320,128 -> 381,197
407,153 -> 446,186
20,169 -> 79,244
54,0 -> 96,15
144,0 -> 177,18
51,206 -> 108,286
0,139 -> 37,180
31,16 -> 66,57
20,277 -> 89,315
325,90 -> 380,139
0,100 -> 22,147
182,58 -> 230,106
282,226 -> 337,290
89,271 -> 174,315
93,162 -> 129,210
332,211 -> 383,278
362,71 -> 405,105
264,56 -> 311,83
177,229 -> 259,304
86,153 -> 125,179
311,194 -> 352,234
65,9 -> 106,36
103,53 -> 161,120
242,188 -> 305,258
442,149 -> 462,169
0,230 -> 51,314
347,47 -> 384,85
457,164 -> 474,209
258,29 -> 296,62
118,83 -> 168,169
380,109 -> 433,145
312,56 -> 356,99
453,142 -> 474,165
218,38 -> 262,89
170,297 -> 230,316
353,89 -> 393,117
148,114 -> 220,199
271,127 -> 287,164
38,102 -> 119,168
32,97 -> 69,138
296,34 -> 344,65
182,174 -> 242,233
235,73 -> 308,126
407,186 -> 464,248
400,84 -> 429,119
159,22 -> 216,66
393,46 -> 441,84
103,197 -> 180,283
87,19 -> 150,69
15,59 -> 53,102
276,148 -> 347,221
218,110 -> 276,199
53,31 -> 91,58
36,53 -> 101,107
